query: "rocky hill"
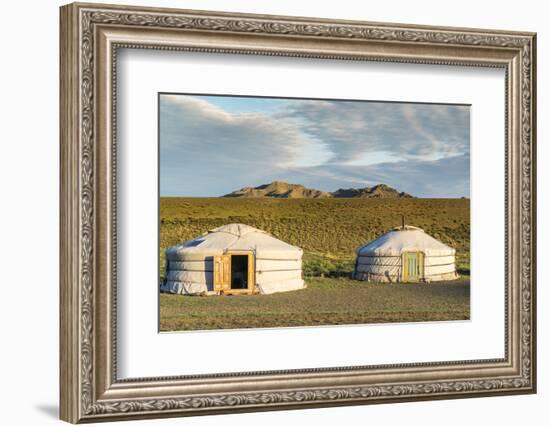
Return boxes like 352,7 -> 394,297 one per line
222,181 -> 413,198
222,181 -> 332,198
332,184 -> 413,198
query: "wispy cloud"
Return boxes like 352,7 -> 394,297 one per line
160,94 -> 470,197
280,100 -> 469,162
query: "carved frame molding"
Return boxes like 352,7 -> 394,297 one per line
60,2 -> 536,423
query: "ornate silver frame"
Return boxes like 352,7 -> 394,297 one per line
59,2 -> 537,423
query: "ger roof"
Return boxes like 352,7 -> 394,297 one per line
166,223 -> 303,261
357,225 -> 455,257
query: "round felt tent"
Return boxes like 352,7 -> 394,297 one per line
354,225 -> 458,283
161,223 -> 305,295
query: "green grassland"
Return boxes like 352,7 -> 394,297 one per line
159,197 -> 470,331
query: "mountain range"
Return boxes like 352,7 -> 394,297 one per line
222,181 -> 413,199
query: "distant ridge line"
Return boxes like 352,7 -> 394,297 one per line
222,181 -> 414,199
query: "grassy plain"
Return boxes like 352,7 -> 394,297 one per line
159,197 -> 470,331
160,198 -> 470,276
160,276 -> 470,331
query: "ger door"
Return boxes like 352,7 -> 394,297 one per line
213,255 -> 231,293
401,252 -> 424,282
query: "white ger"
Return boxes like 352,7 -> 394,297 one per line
353,225 -> 459,283
161,223 -> 305,295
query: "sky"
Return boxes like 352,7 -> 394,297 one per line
159,94 -> 470,198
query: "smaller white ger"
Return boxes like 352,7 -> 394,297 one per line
354,224 -> 458,283
161,224 -> 305,295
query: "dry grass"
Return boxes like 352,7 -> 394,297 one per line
160,197 -> 470,277
160,277 -> 470,331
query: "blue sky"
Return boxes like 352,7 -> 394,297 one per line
159,94 -> 470,197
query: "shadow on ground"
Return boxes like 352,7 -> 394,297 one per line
35,404 -> 58,419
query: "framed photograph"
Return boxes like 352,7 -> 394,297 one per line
59,2 -> 537,423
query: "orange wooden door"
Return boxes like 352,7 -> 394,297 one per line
213,255 -> 231,292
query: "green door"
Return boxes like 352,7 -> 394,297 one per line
402,252 -> 424,282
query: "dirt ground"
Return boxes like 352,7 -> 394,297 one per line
159,276 -> 470,331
